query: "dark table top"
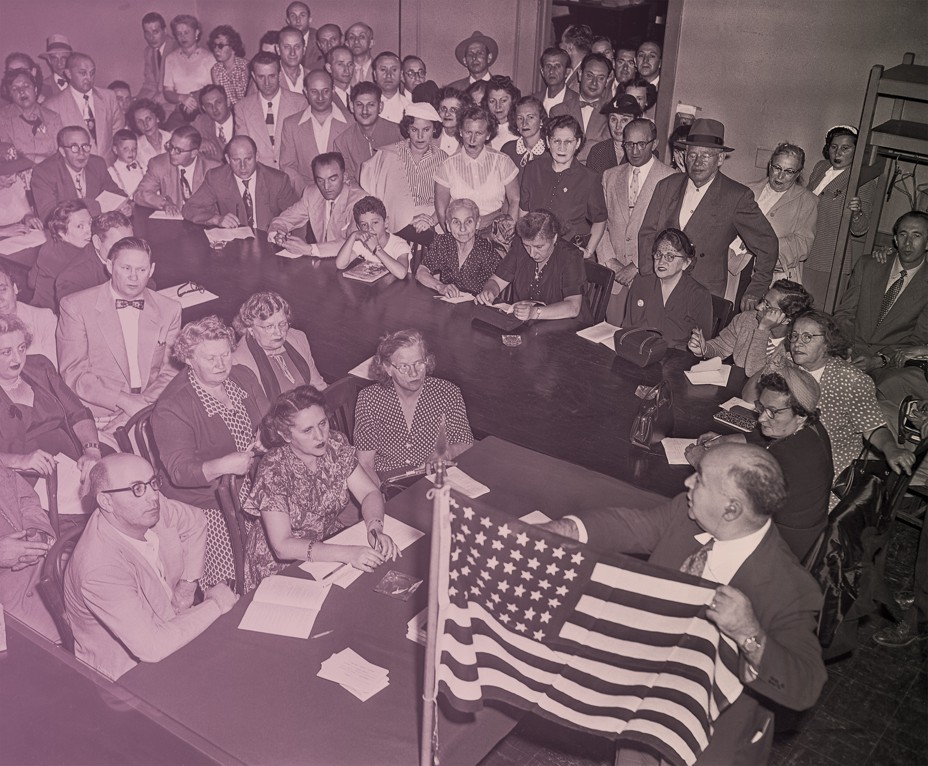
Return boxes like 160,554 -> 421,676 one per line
134,215 -> 742,497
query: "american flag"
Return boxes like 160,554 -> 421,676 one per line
435,492 -> 743,766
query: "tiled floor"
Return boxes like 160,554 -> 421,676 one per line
478,521 -> 927,766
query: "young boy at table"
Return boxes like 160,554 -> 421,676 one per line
335,196 -> 411,279
108,130 -> 144,197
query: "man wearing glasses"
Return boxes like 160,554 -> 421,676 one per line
134,125 -> 219,214
64,453 -> 238,681
31,126 -> 128,220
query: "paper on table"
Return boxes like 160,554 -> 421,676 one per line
720,396 -> 754,411
576,321 -> 620,351
204,226 -> 254,244
661,437 -> 694,465
34,454 -> 87,515
519,510 -> 552,524
275,248 -> 305,259
427,466 -> 489,498
436,293 -> 475,304
684,357 -> 732,386
148,209 -> 184,221
318,647 -> 390,701
157,284 -> 219,309
238,575 -> 331,638
347,355 -> 375,380
276,239 -> 317,257
95,190 -> 128,213
0,228 -> 46,255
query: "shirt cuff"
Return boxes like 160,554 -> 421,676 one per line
562,514 -> 588,544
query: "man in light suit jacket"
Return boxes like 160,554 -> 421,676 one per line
540,444 -> 826,766
599,119 -> 676,323
138,12 -> 177,106
269,151 -> 365,248
835,211 -> 928,383
192,85 -> 235,162
64,453 -> 238,681
279,69 -> 350,195
44,53 -> 124,162
550,53 -> 612,164
233,52 -> 306,170
31,126 -> 128,220
57,237 -> 181,431
639,118 -> 778,311
182,135 -> 297,231
134,125 -> 219,213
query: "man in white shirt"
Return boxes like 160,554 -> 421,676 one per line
372,52 -> 409,124
447,31 -> 497,92
533,47 -> 578,115
345,22 -> 375,86
277,26 -> 307,95
65,453 -> 238,681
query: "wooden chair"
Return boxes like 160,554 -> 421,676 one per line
325,376 -> 364,444
36,524 -> 84,654
113,403 -> 160,469
710,295 -> 734,338
216,474 -> 250,596
582,260 -> 615,325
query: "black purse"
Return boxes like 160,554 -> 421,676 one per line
613,328 -> 668,368
630,380 -> 674,449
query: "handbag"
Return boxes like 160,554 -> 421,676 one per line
630,380 -> 674,450
613,327 -> 668,368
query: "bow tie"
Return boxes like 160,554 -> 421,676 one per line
57,77 -> 67,87
116,299 -> 144,310
126,162 -> 139,170
579,100 -> 596,108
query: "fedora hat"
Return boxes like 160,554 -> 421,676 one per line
39,34 -> 72,59
683,118 -> 734,152
455,31 -> 498,68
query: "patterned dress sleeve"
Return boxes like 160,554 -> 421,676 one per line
243,449 -> 292,518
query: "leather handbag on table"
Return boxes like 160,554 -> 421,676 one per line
613,327 -> 668,368
630,380 -> 674,450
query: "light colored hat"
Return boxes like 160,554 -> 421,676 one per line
404,102 -> 440,122
455,31 -> 498,67
39,34 -> 72,59
774,364 -> 820,413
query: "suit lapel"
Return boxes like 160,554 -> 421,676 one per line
136,289 -> 160,385
94,286 -> 132,381
684,174 -> 722,238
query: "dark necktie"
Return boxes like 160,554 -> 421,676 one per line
83,94 -> 97,142
266,101 -> 275,146
126,162 -> 139,171
680,538 -> 715,578
57,77 -> 67,87
242,178 -> 255,227
156,49 -> 163,72
116,299 -> 144,310
179,167 -> 192,201
877,269 -> 907,326
579,100 -> 596,108
18,114 -> 44,136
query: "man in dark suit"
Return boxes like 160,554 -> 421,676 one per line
285,2 -> 320,71
134,125 -> 219,213
325,46 -> 355,115
55,210 -> 133,305
31,126 -> 129,220
138,12 -> 177,107
835,210 -> 928,382
638,118 -> 778,311
550,53 -> 612,164
541,443 -> 826,766
533,47 -> 580,117
182,135 -> 297,231
37,34 -> 72,98
308,23 -> 342,72
192,85 -> 235,162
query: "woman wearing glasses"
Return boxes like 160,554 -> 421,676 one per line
623,228 -> 712,350
231,291 -> 326,400
354,329 -> 473,483
125,98 -> 170,172
744,310 -> 915,490
208,26 -> 248,106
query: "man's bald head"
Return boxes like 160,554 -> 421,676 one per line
65,53 -> 96,94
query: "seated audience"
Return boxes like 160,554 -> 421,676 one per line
541,443 -> 826,765
152,315 -> 269,587
534,47 -> 578,116
549,53 -> 612,163
182,135 -> 297,230
192,84 -> 235,162
55,210 -> 133,304
270,151 -> 364,249
333,81 -> 401,184
107,129 -> 144,196
231,290 -> 327,398
483,75 -> 520,151
208,25 -> 248,106
244,385 -> 397,591
477,209 -> 584,321
689,279 -> 813,376
689,366 -> 833,560
584,93 -> 641,175
64,453 -> 238,680
354,329 -> 473,481
29,199 -> 93,310
434,105 -> 519,234
335,196 -> 411,279
134,125 -> 220,213
624,227 -> 712,350
0,68 -> 62,162
519,114 -> 606,255
0,264 -> 57,367
499,96 -> 548,178
162,14 -> 214,127
447,31 -> 497,92
435,86 -> 465,157
0,465 -> 57,640
138,12 -> 176,107
416,198 -> 500,297
372,52 -> 408,124
125,98 -> 169,171
359,102 -> 446,246
57,237 -> 180,432
31,126 -> 128,221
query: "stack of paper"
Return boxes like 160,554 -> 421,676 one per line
684,357 -> 732,386
148,209 -> 184,221
576,321 -> 621,351
427,466 -> 489,498
435,293 -> 475,304
95,190 -> 128,213
318,648 -> 390,701
299,514 -> 424,587
238,575 -> 331,638
660,437 -> 694,465
205,226 -> 254,244
0,228 -> 46,255
406,608 -> 427,645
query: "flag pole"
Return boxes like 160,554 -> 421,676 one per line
421,415 -> 451,766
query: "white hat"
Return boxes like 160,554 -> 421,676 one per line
404,102 -> 440,122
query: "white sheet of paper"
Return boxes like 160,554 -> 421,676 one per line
237,601 -> 320,638
437,293 -> 475,304
95,190 -> 128,213
318,648 -> 390,701
684,357 -> 732,386
427,466 -> 489,498
347,355 -> 375,380
720,396 -> 754,411
34,454 -> 86,515
276,238 -> 317,257
661,437 -> 694,465
148,210 -> 184,221
251,574 -> 331,610
576,321 -> 621,350
205,226 -> 254,243
0,229 -> 46,255
157,284 -> 219,309
275,248 -> 305,259
519,510 -> 552,524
